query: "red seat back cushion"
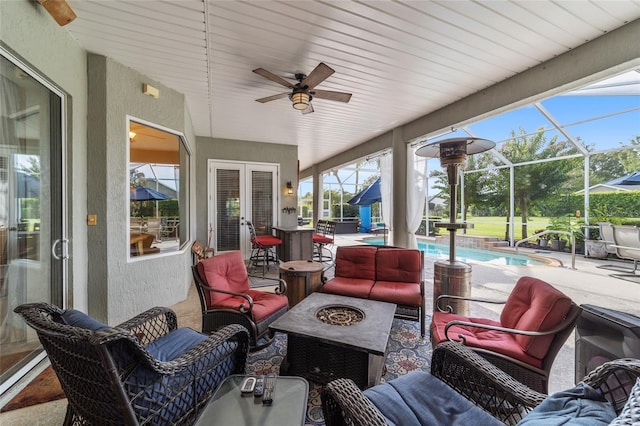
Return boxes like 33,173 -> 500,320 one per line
198,251 -> 251,307
500,277 -> 572,359
375,248 -> 422,283
334,246 -> 377,280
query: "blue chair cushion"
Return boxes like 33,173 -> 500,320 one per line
145,327 -> 208,361
60,309 -> 110,331
125,327 -> 239,424
517,383 -> 616,425
364,371 -> 503,426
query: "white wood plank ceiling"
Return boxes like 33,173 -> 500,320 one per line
66,0 -> 640,169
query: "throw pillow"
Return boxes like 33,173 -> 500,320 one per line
517,382 -> 616,425
609,378 -> 640,425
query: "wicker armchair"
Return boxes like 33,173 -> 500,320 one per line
322,341 -> 640,426
14,303 -> 249,426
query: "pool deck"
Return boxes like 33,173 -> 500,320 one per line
333,232 -> 640,393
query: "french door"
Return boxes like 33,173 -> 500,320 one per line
0,49 -> 66,393
208,160 -> 279,258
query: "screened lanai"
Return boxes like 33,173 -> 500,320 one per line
304,69 -> 639,248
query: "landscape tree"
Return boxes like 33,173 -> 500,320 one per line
494,127 -> 579,239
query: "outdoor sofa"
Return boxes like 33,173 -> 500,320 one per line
321,245 -> 425,335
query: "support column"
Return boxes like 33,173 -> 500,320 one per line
392,128 -> 408,247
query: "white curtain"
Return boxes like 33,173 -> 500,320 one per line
406,145 -> 427,248
380,153 -> 392,243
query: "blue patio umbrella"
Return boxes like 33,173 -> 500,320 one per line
618,172 -> 640,185
130,185 -> 171,201
347,178 -> 381,206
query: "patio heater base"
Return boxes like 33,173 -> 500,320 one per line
433,261 -> 471,316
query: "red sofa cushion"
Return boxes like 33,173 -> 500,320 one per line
375,248 -> 422,283
430,312 -> 542,368
369,281 -> 422,306
322,277 -> 375,299
198,251 -> 250,306
334,245 -> 377,281
500,277 -> 572,359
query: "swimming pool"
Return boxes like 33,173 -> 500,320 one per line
363,237 -> 546,266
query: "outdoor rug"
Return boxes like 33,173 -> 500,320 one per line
245,317 -> 433,426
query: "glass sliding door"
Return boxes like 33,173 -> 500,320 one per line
208,160 -> 278,258
0,50 -> 65,392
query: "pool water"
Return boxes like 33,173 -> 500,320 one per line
364,238 -> 545,266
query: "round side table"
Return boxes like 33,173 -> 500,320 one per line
279,260 -> 324,308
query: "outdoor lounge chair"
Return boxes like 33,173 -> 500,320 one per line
322,340 -> 640,426
610,224 -> 640,283
191,251 -> 289,351
14,303 -> 249,426
431,276 -> 582,393
596,222 -> 636,272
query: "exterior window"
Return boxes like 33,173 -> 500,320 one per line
128,119 -> 189,257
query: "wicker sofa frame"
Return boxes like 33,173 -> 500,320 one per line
322,341 -> 640,426
14,303 -> 249,426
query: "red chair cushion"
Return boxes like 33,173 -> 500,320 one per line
198,251 -> 251,306
334,246 -> 377,280
500,277 -> 572,359
212,290 -> 287,321
430,312 -> 542,368
254,235 -> 282,247
322,277 -> 375,299
375,248 -> 422,283
369,281 -> 422,306
313,234 -> 333,244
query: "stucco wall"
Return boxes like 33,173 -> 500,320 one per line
87,55 -> 195,324
1,0 -> 89,312
195,137 -> 298,244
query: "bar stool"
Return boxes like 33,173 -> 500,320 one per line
247,221 -> 282,276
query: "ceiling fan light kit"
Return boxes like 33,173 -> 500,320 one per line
253,62 -> 352,114
291,90 -> 311,110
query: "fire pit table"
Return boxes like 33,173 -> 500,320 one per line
269,292 -> 396,389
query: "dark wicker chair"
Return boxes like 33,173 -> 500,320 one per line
431,276 -> 582,393
192,250 -> 289,351
313,219 -> 336,263
14,302 -> 249,426
322,341 -> 640,426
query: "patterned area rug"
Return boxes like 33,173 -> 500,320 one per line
246,317 -> 432,426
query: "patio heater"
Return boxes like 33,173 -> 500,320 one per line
416,137 -> 495,315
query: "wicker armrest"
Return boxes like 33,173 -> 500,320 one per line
581,358 -> 640,414
432,341 -> 546,424
116,306 -> 178,343
125,323 -> 250,376
322,378 -> 387,426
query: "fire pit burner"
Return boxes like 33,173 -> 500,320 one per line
316,305 -> 364,326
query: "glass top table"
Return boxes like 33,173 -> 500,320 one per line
194,375 -> 309,426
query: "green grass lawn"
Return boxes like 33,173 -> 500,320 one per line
442,216 -> 551,241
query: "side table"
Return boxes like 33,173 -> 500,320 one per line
194,375 -> 309,426
279,260 -> 324,307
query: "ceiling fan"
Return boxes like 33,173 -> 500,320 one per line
253,62 -> 352,114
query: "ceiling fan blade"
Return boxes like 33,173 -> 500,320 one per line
255,92 -> 290,103
300,63 -> 334,89
253,68 -> 294,89
312,89 -> 352,103
302,103 -> 314,115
